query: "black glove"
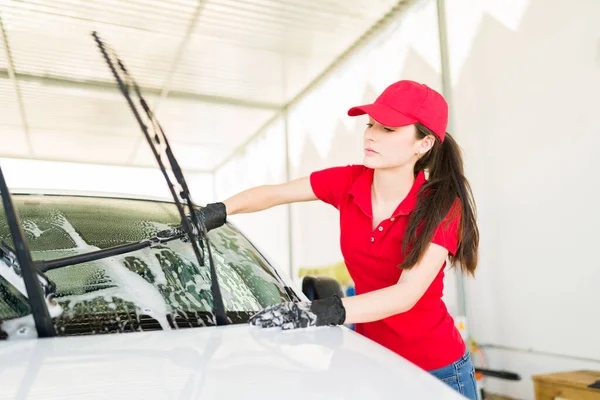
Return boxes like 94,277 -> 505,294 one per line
182,202 -> 227,234
194,202 -> 227,232
248,295 -> 346,330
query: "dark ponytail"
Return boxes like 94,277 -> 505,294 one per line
398,123 -> 479,276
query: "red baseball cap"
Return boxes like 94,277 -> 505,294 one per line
347,80 -> 448,142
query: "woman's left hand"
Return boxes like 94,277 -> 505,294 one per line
248,295 -> 346,330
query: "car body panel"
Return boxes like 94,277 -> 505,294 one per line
0,324 -> 465,400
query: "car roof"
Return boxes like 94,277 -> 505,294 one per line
9,188 -> 178,204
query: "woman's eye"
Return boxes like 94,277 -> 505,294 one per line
384,127 -> 395,132
366,123 -> 374,128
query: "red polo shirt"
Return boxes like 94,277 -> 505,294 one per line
310,164 -> 465,371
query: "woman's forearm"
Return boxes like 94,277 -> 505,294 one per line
223,185 -> 277,215
341,283 -> 419,324
222,177 -> 317,216
341,243 -> 448,324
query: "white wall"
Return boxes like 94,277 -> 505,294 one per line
213,117 -> 291,274
0,157 -> 214,204
446,0 -> 600,398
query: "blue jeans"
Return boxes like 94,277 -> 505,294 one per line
428,351 -> 478,399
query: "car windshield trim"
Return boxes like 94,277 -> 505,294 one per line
228,221 -> 300,302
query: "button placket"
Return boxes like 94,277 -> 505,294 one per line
372,222 -> 384,243
371,215 -> 397,244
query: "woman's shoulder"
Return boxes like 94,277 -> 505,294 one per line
348,164 -> 369,176
313,164 -> 368,180
309,164 -> 369,208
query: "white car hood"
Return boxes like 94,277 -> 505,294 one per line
0,325 -> 465,400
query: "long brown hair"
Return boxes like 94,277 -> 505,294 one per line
398,123 -> 479,276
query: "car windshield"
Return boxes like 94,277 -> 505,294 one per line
0,194 -> 292,338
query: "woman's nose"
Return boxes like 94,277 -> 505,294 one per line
364,127 -> 375,141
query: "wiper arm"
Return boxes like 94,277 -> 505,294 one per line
0,169 -> 55,337
36,228 -> 185,272
92,31 -> 229,326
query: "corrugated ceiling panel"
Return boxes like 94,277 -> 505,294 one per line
4,0 -> 196,35
0,124 -> 31,158
0,33 -> 31,158
18,80 -> 152,137
0,0 -> 405,170
132,140 -> 233,170
0,79 -> 22,126
171,35 -> 286,103
154,99 -> 275,147
179,0 -> 399,103
1,0 -> 400,103
29,128 -> 139,165
1,3 -> 193,89
0,32 -> 21,127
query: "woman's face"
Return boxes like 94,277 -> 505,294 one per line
363,117 -> 429,170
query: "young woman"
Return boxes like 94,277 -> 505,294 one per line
198,80 -> 480,399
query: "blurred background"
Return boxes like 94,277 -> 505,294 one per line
1,0 -> 599,398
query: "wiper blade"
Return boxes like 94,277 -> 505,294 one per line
92,31 -> 229,326
0,167 -> 55,337
36,228 -> 185,272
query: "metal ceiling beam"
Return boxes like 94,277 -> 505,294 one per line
126,0 -> 208,165
152,0 -> 207,114
0,17 -> 34,157
212,0 -> 422,172
0,70 -> 281,110
436,0 -> 469,331
0,121 -> 240,149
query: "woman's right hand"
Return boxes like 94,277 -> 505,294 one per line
181,202 -> 227,236
196,202 -> 227,231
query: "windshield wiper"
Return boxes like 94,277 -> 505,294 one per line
0,168 -> 56,337
36,228 -> 185,272
91,32 -> 229,326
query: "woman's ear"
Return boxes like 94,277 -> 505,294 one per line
420,135 -> 436,154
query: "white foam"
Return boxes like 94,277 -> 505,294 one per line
0,258 -> 27,297
51,212 -> 92,250
99,257 -> 170,330
1,299 -> 62,340
21,219 -> 48,238
46,212 -> 172,330
124,248 -> 168,285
